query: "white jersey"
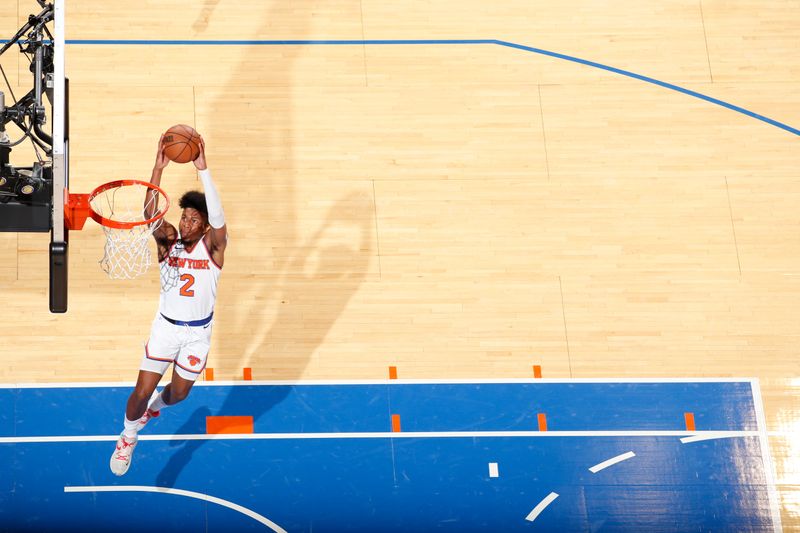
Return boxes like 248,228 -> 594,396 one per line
158,236 -> 221,322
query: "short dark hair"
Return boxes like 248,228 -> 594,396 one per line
179,190 -> 208,220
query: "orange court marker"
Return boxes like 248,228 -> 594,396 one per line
391,414 -> 401,432
389,366 -> 398,379
243,368 -> 252,381
206,416 -> 254,434
537,413 -> 548,432
205,368 -> 214,381
684,412 -> 696,431
533,365 -> 542,378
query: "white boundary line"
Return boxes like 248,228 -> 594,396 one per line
525,492 -> 559,522
0,430 -> 761,444
588,451 -> 636,473
0,377 -> 759,388
751,379 -> 783,533
64,485 -> 286,532
680,432 -> 751,444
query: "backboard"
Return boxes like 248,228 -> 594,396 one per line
0,0 -> 69,312
50,0 -> 68,313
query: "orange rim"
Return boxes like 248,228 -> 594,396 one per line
88,179 -> 170,230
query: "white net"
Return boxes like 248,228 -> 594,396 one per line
159,241 -> 183,291
89,181 -> 167,279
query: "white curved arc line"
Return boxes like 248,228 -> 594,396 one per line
64,485 -> 287,532
588,451 -> 636,473
525,491 -> 559,522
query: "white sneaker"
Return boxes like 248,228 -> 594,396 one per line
110,434 -> 138,476
134,408 -> 160,432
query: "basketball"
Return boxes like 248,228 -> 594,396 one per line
162,124 -> 201,163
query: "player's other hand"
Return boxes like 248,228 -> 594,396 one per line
154,133 -> 170,171
193,136 -> 208,171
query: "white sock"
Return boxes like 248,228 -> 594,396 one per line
122,416 -> 139,439
148,391 -> 167,412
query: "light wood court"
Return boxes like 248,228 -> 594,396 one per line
1,0 -> 799,527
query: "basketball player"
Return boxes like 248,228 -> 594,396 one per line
110,134 -> 227,476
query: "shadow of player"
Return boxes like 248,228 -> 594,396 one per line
156,191 -> 374,488
155,405 -> 211,488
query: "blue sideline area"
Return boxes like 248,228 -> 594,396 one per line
0,380 -> 777,532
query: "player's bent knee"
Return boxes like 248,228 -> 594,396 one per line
132,387 -> 154,404
170,386 -> 191,403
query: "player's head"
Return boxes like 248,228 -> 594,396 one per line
178,190 -> 209,241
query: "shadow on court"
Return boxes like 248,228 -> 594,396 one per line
157,191 -> 374,487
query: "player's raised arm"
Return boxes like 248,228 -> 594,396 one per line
193,137 -> 227,256
147,134 -> 176,243
145,135 -> 169,218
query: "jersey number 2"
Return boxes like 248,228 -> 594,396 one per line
179,274 -> 195,297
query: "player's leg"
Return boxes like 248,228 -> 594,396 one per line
130,317 -> 181,429
110,370 -> 163,477
111,316 -> 178,476
125,369 -> 162,423
141,356 -> 199,416
161,368 -> 197,405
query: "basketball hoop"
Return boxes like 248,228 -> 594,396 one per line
67,180 -> 170,279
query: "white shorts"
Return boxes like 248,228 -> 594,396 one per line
140,313 -> 213,381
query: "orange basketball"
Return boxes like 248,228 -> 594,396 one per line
162,124 -> 201,163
